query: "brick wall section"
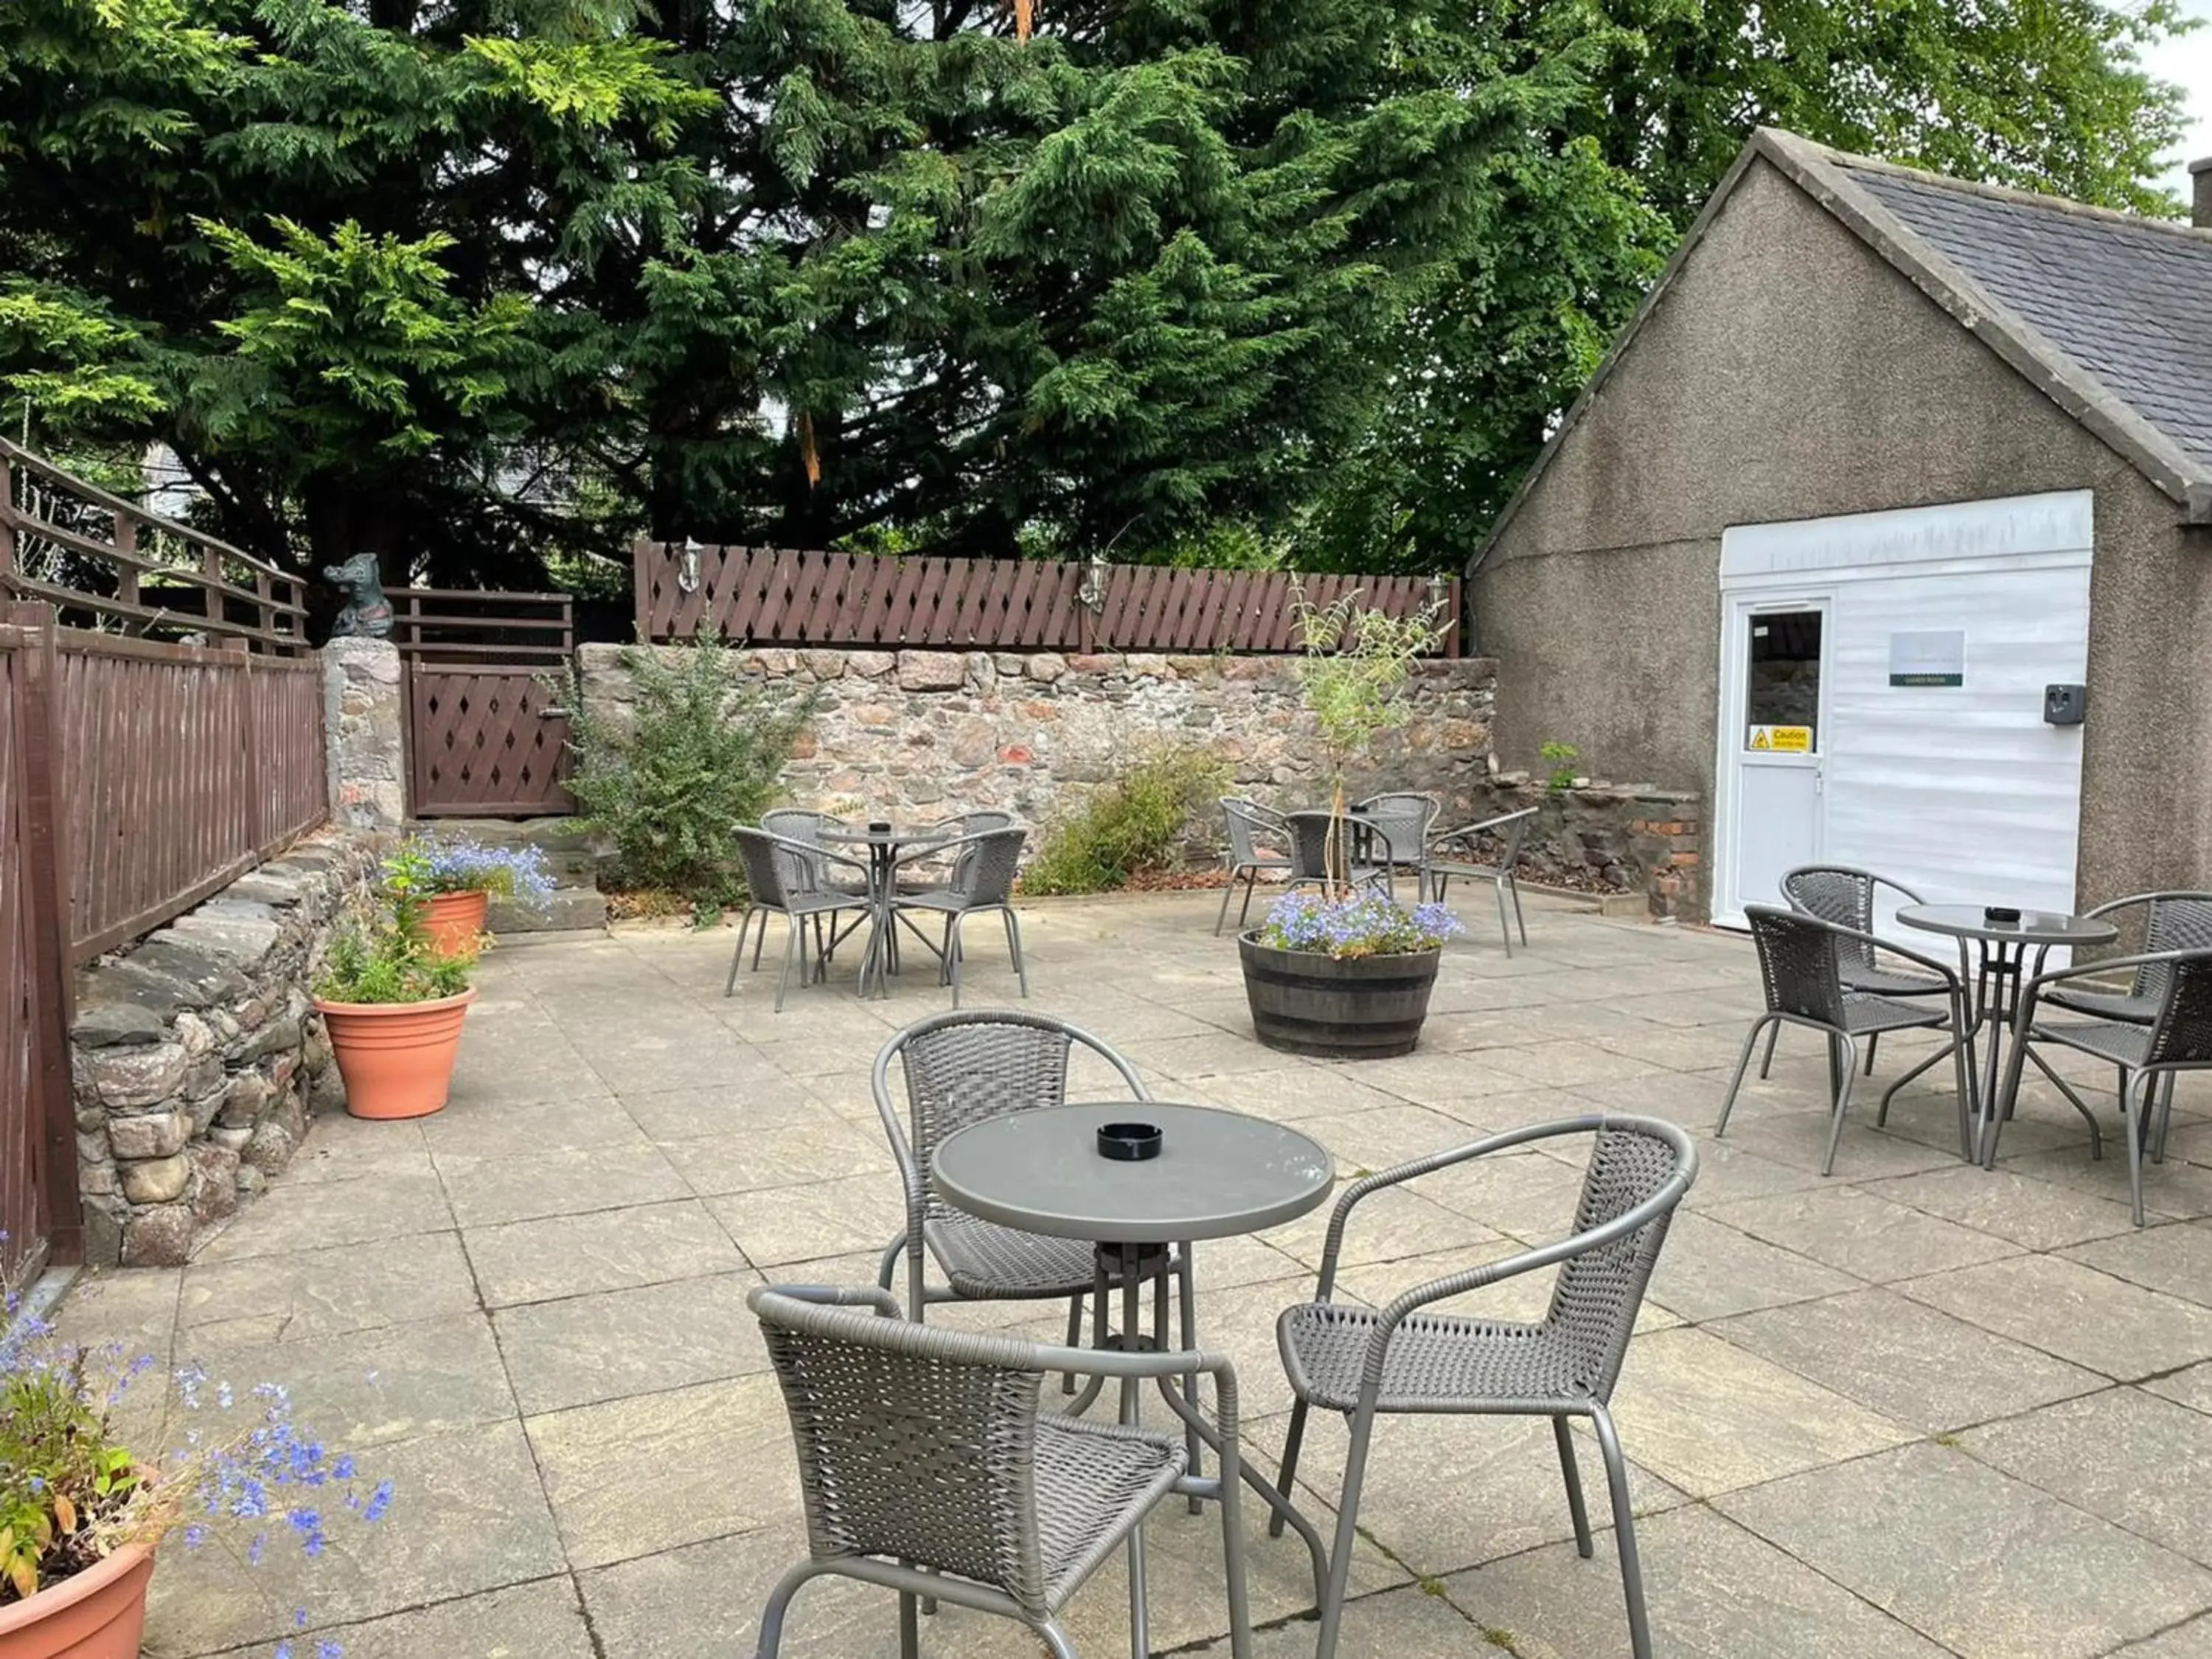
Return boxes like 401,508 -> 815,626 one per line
578,644 -> 1499,844
69,830 -> 380,1265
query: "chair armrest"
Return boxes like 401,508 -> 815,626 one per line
1310,1116 -> 1610,1299
762,1283 -> 904,1318
1347,1141 -> 1695,1399
1427,807 -> 1536,855
2014,948 -> 2201,1032
869,1042 -> 931,1225
1818,917 -> 1964,990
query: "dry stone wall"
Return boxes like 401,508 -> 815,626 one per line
1469,777 -> 1703,920
577,644 -> 1498,845
69,830 -> 381,1266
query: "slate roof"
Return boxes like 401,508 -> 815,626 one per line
1841,160 -> 2212,472
1473,129 -> 2212,568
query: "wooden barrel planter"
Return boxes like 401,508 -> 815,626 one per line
1238,934 -> 1441,1060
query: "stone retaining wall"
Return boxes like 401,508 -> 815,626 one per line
1470,777 -> 1703,921
69,830 -> 382,1266
578,644 -> 1498,844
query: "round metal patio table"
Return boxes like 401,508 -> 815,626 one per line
817,822 -> 953,995
1896,904 -> 2117,1166
932,1102 -> 1337,1643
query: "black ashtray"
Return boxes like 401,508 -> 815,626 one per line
868,820 -> 892,835
1984,905 -> 2022,925
1097,1121 -> 1163,1162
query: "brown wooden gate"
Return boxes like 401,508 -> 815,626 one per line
397,590 -> 576,818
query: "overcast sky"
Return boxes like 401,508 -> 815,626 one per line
2148,1 -> 2212,197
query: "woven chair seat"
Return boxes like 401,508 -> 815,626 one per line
1843,964 -> 1948,998
1032,1416 -> 1187,1609
926,1211 -> 1166,1301
2046,987 -> 2158,1025
1279,1302 -> 1591,1413
2031,1018 -> 2152,1068
1839,991 -> 1952,1037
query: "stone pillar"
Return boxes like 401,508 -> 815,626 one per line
324,637 -> 406,830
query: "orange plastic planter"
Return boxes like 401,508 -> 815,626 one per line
0,1541 -> 155,1659
315,990 -> 476,1120
423,889 -> 490,959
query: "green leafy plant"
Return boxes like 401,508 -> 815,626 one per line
1291,582 -> 1447,888
1021,746 -> 1230,895
548,633 -> 814,910
316,843 -> 473,1005
1540,740 -> 1581,793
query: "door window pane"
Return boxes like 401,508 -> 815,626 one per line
1746,610 -> 1821,751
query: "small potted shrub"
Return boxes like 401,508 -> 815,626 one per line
1235,585 -> 1460,1057
1241,891 -> 1463,1057
0,1253 -> 392,1658
313,844 -> 476,1120
415,835 -> 556,958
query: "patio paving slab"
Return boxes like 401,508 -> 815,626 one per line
178,1229 -> 479,1345
2145,1360 -> 2212,1418
438,1141 -> 693,1228
1960,1386 -> 2212,1569
416,1090 -> 644,1159
704,1172 -> 908,1267
2062,1220 -> 2212,1309
1717,1441 -> 2212,1659
490,1269 -> 769,1414
1602,1326 -> 1916,1498
1710,1287 -> 2105,1435
1897,1253 -> 2212,1381
1441,1502 -> 1954,1659
189,1576 -> 597,1659
190,1165 -> 454,1261
525,1372 -> 801,1569
462,1198 -> 748,1307
1644,1211 -> 1865,1322
1863,1164 -> 2142,1251
1703,1183 -> 2021,1282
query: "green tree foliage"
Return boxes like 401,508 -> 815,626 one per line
0,0 -> 2191,592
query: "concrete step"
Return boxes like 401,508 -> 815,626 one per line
490,884 -> 607,935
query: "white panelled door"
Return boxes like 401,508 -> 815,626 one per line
1712,493 -> 2093,928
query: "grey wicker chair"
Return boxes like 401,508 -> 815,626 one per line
1717,905 -> 1977,1173
881,826 -> 1029,1006
902,810 -> 1018,894
1766,865 -> 1952,1080
1353,792 -> 1440,899
1216,798 -> 1291,935
726,827 -> 875,1012
1990,947 -> 2212,1221
1284,811 -> 1385,899
872,1010 -> 1188,1337
1271,1116 -> 1696,1659
1427,807 -> 1538,955
2044,892 -> 2212,1136
748,1284 -> 1253,1659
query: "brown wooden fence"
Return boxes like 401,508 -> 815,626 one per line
0,438 -> 311,654
407,664 -> 574,818
392,587 -> 574,664
55,631 -> 327,960
633,543 -> 1461,655
0,611 -> 87,1281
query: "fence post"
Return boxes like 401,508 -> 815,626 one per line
632,538 -> 656,641
0,450 -> 15,581
4,601 -> 83,1265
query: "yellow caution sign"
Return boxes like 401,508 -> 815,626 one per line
1747,725 -> 1812,753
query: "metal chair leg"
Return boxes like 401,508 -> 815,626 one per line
773,919 -> 801,1013
1591,1405 -> 1654,1659
876,1234 -> 905,1291
1267,1399 -> 1312,1540
1237,868 -> 1262,929
1554,1415 -> 1593,1558
1037,1621 -> 1077,1659
946,913 -> 965,1007
1819,1037 -> 1861,1176
1175,1245 -> 1203,1512
753,908 -> 772,970
1714,1016 -> 1774,1139
2154,1073 -> 2177,1164
1312,1405 -> 1377,1659
1865,1032 -> 1879,1076
2126,1071 -> 2150,1227
1757,1020 -> 1781,1079
899,1588 -> 919,1659
1495,875 -> 1515,958
725,909 -> 753,995
1215,865 -> 1240,936
755,1561 -> 830,1659
1005,907 -> 1030,999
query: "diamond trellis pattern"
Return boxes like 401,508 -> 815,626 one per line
408,666 -> 573,817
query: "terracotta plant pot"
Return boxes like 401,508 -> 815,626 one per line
0,1540 -> 155,1659
1238,933 -> 1441,1059
315,989 -> 477,1120
423,888 -> 490,959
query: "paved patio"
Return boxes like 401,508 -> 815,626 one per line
58,891 -> 2212,1658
